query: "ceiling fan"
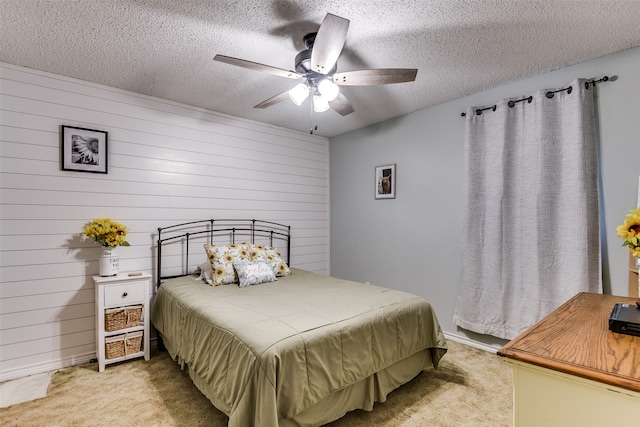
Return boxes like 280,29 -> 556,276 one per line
213,13 -> 418,118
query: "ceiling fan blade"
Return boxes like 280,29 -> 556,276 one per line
214,54 -> 303,79
329,92 -> 355,116
333,69 -> 418,86
254,90 -> 291,109
310,13 -> 349,75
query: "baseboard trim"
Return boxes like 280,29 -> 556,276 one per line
0,338 -> 159,383
443,331 -> 502,354
0,351 -> 95,383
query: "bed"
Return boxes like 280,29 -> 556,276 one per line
150,219 -> 447,427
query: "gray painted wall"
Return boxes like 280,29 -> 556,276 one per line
330,47 -> 640,348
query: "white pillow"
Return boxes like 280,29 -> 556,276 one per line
197,261 -> 214,285
233,260 -> 277,288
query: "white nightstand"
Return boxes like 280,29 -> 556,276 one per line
93,272 -> 151,372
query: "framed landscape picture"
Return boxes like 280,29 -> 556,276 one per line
375,163 -> 396,199
61,125 -> 108,174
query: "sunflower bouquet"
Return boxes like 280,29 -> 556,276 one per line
83,218 -> 130,248
616,208 -> 640,257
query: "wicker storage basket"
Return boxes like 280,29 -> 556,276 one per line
105,331 -> 143,359
125,331 -> 143,355
105,334 -> 126,359
105,305 -> 143,331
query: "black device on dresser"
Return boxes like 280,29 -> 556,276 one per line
608,301 -> 640,336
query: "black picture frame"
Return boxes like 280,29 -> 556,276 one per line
375,163 -> 396,199
61,125 -> 108,174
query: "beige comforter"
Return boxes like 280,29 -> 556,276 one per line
151,268 -> 447,426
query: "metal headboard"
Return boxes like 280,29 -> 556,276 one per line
156,219 -> 291,288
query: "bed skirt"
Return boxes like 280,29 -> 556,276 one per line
167,336 -> 435,427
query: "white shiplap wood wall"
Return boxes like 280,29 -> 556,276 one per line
0,63 -> 330,381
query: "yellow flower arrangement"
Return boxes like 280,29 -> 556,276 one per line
616,208 -> 640,257
83,218 -> 130,248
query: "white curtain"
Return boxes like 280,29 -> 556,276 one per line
453,78 -> 602,340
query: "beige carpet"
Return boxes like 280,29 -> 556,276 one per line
0,340 -> 512,426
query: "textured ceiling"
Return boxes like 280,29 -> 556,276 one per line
1,0 -> 640,137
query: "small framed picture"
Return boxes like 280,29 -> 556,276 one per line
61,125 -> 108,173
375,163 -> 396,199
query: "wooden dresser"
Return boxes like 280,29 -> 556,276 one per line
498,292 -> 640,427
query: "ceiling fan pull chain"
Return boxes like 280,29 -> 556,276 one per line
310,102 -> 318,134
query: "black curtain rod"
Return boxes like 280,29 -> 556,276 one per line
460,76 -> 609,117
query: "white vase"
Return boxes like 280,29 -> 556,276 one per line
99,248 -> 119,276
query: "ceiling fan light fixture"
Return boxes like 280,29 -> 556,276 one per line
289,83 -> 310,105
215,13 -> 417,119
313,94 -> 330,112
318,79 -> 339,101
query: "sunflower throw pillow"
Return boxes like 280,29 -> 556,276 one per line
249,244 -> 291,277
203,242 -> 251,286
